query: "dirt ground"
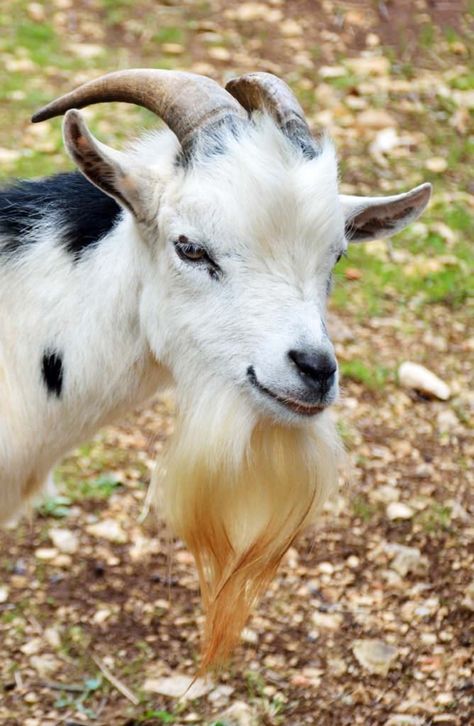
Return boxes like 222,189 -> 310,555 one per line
0,1 -> 473,725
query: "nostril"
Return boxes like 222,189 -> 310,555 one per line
288,349 -> 337,388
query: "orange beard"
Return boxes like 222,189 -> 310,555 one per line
153,386 -> 341,671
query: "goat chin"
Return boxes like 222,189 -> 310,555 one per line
151,382 -> 342,671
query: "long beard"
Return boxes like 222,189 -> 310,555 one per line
151,382 -> 341,671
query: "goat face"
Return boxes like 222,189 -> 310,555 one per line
33,70 -> 431,425
145,121 -> 344,424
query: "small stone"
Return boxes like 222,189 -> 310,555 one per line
35,547 -> 58,560
318,561 -> 334,574
216,701 -> 258,726
44,626 -> 61,649
280,18 -> 302,36
49,527 -> 79,554
20,638 -> 43,656
143,675 -> 213,699
27,2 -> 45,21
241,627 -> 258,644
162,43 -> 184,55
436,693 -> 453,706
24,692 -> 38,703
436,409 -> 459,432
425,157 -> 448,173
386,503 -> 415,521
0,585 -> 9,603
208,46 -> 231,61
352,639 -> 399,676
312,611 -> 343,630
30,653 -> 60,677
327,657 -> 347,677
398,362 -> 450,400
357,109 -> 396,129
385,717 -> 424,726
346,56 -> 390,76
93,608 -> 112,624
461,580 -> 474,611
207,684 -> 234,703
386,544 -> 423,576
86,519 -> 127,543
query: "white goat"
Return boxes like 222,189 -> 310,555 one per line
0,70 -> 431,665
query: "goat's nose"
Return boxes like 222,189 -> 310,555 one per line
288,349 -> 337,395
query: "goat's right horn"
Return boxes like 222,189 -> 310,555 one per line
226,72 -> 320,159
32,69 -> 247,155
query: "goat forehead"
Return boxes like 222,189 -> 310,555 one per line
175,136 -> 342,258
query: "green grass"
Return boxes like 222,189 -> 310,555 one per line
340,360 -> 391,390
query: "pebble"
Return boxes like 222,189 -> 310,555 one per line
30,653 -> 60,677
386,544 -> 423,576
49,527 -> 79,554
86,519 -> 127,543
386,502 -> 415,520
312,611 -> 343,630
398,362 -> 451,400
461,580 -> 474,611
0,585 -> 9,603
436,409 -> 459,432
34,547 -> 58,560
352,638 -> 399,676
143,675 -> 214,699
385,716 -> 424,726
216,701 -> 258,726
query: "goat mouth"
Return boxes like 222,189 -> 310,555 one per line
247,366 -> 325,417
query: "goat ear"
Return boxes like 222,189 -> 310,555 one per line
63,109 -> 148,218
340,183 -> 432,243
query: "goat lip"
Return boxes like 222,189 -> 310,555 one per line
247,366 -> 325,417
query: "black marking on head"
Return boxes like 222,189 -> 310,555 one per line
0,172 -> 122,262
176,115 -> 246,167
42,350 -> 63,398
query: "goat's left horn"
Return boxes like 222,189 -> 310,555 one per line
226,72 -> 320,159
31,69 -> 247,155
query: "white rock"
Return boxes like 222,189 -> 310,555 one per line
312,611 -> 343,630
35,547 -> 58,560
385,716 -> 424,726
143,675 -> 214,699
370,127 -> 400,155
86,519 -> 127,543
241,627 -> 259,644
0,586 -> 9,603
207,684 -> 234,703
20,637 -> 43,656
44,626 -> 61,649
386,502 -> 415,520
436,409 -> 459,432
30,653 -> 60,677
385,544 -> 423,576
352,639 -> 399,676
49,527 -> 79,554
398,362 -> 451,400
461,580 -> 474,611
217,701 -> 258,726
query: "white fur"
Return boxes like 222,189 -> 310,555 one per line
0,113 -> 430,523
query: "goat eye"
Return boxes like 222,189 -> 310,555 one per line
174,236 -> 208,263
173,235 -> 221,279
335,250 -> 346,264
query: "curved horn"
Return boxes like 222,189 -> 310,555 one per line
32,69 -> 247,153
226,72 -> 320,158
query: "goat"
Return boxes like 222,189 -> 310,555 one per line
0,70 -> 431,667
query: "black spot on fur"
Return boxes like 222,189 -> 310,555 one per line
0,172 -> 122,262
42,350 -> 63,398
